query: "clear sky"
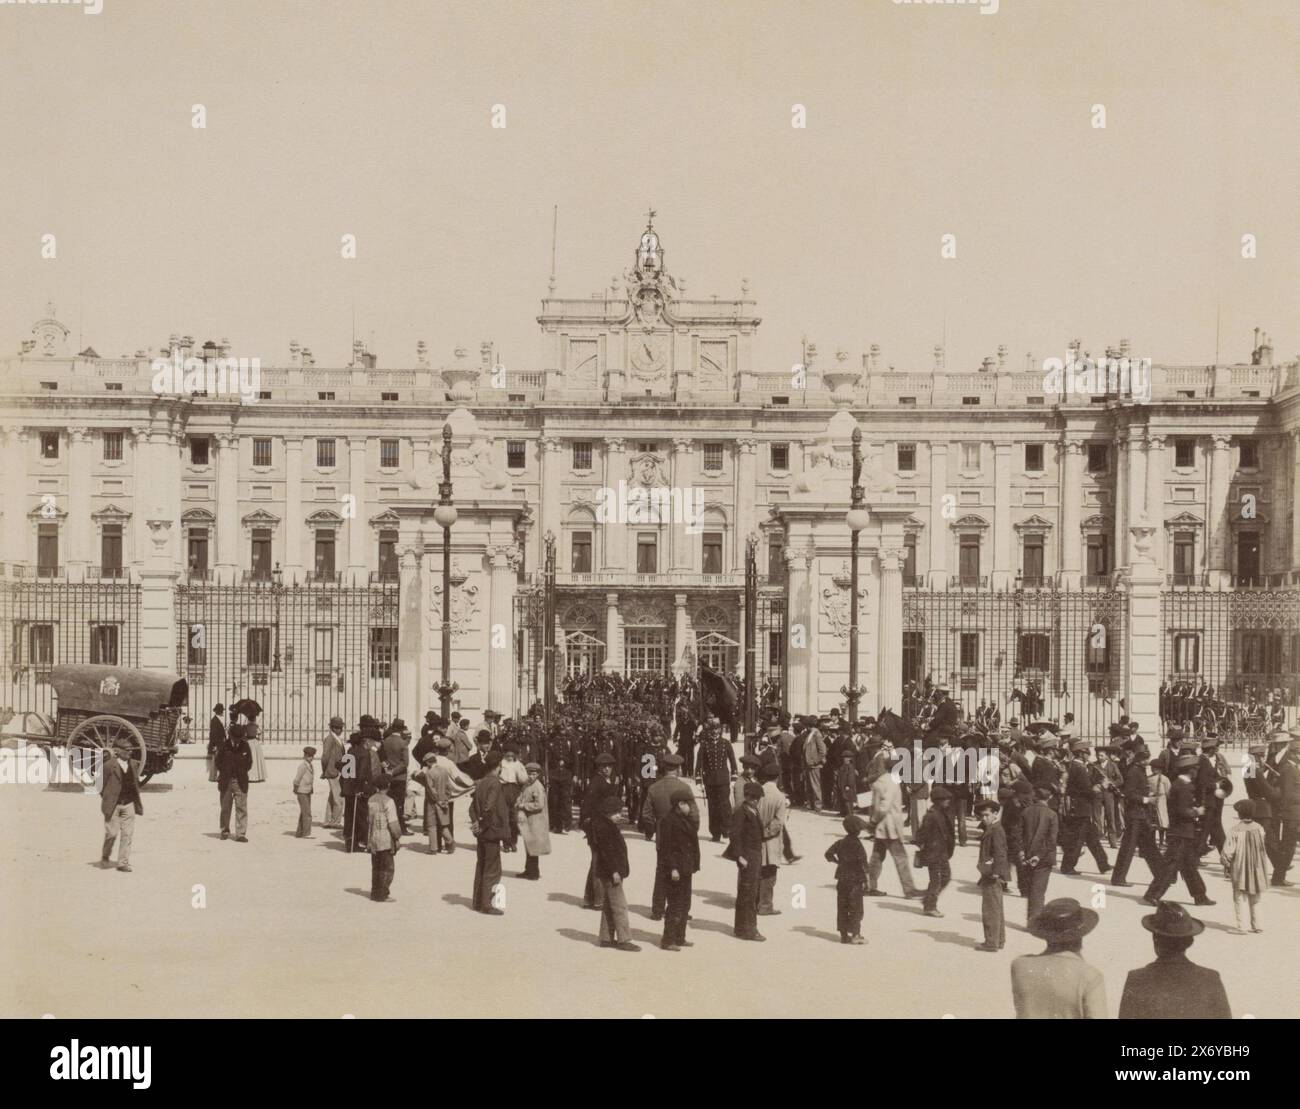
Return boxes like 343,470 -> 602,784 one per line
2,0 -> 1297,374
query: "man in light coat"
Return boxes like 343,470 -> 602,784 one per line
866,753 -> 919,898
756,765 -> 789,915
802,718 -> 827,812
320,715 -> 346,827
515,761 -> 551,879
1010,898 -> 1107,1018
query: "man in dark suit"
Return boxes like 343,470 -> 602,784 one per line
99,742 -> 144,872
723,781 -> 766,941
640,753 -> 700,919
917,785 -> 955,917
215,721 -> 254,842
696,720 -> 737,842
207,703 -> 226,752
468,751 -> 511,915
580,752 -> 621,910
1273,729 -> 1300,886
1059,740 -> 1111,875
974,798 -> 1010,951
1144,755 -> 1215,907
1021,786 -> 1059,928
1244,737 -> 1283,875
1118,901 -> 1231,1019
1112,745 -> 1161,886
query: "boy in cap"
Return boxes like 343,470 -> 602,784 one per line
825,814 -> 870,944
1222,799 -> 1268,934
590,794 -> 638,951
292,746 -> 316,837
366,772 -> 402,902
656,795 -> 701,951
515,761 -> 550,879
834,748 -> 859,818
724,781 -> 766,941
916,785 -> 955,917
547,756 -> 574,834
974,798 -> 1009,951
411,751 -> 454,854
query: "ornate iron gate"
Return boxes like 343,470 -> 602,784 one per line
175,577 -> 399,742
901,584 -> 1127,741
1159,587 -> 1299,737
1,580 -> 142,718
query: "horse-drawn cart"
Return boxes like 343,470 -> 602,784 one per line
11,664 -> 188,785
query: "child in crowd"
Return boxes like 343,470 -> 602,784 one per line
1222,799 -> 1268,934
292,746 -> 315,837
825,814 -> 870,944
366,772 -> 402,902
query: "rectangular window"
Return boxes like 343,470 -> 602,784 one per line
572,441 -> 593,470
250,528 -> 272,581
636,533 -> 658,574
246,627 -> 272,668
105,382 -> 123,392
40,432 -> 60,460
1019,633 -> 1051,672
314,531 -> 336,578
1173,534 -> 1196,583
316,439 -> 336,468
768,629 -> 786,675
962,396 -> 980,406
625,628 -> 667,675
899,396 -> 917,405
40,381 -> 58,391
1086,535 -> 1110,578
189,437 -> 210,466
1022,538 -> 1044,583
381,392 -> 399,403
29,624 -> 55,667
379,439 -> 399,469
770,443 -> 789,471
506,441 -> 526,469
186,623 -> 206,669
1087,443 -> 1108,473
313,627 -> 334,670
960,442 -> 980,471
378,530 -> 398,581
703,443 -> 724,472
959,632 -> 980,670
897,443 -> 916,472
317,391 -> 335,401
369,626 -> 397,680
90,624 -> 119,666
102,431 -> 123,461
638,442 -> 657,454
903,536 -> 918,584
571,531 -> 592,574
1239,439 -> 1259,469
37,524 -> 59,577
768,540 -> 785,583
958,539 -> 980,584
702,532 -> 724,575
252,438 -> 273,467
1174,438 -> 1195,469
101,525 -> 123,577
1173,633 -> 1199,674
187,528 -> 209,574
1024,443 -> 1044,472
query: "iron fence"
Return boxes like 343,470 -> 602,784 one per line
175,578 -> 399,742
901,584 -> 1127,742
0,580 -> 142,720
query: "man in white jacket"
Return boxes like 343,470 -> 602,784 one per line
867,753 -> 920,898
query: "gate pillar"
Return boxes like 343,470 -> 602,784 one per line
396,541 -> 425,726
1125,519 -> 1162,730
141,519 -> 178,673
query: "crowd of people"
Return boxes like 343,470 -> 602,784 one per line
89,678 -> 1300,1017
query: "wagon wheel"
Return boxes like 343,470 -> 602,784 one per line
68,716 -> 146,784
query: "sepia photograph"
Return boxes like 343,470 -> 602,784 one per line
1,0 -> 1297,1076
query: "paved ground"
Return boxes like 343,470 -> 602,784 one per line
2,756 -> 1296,1019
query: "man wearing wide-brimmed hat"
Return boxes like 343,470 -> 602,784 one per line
1143,754 -> 1215,907
1009,898 -> 1107,1018
1244,734 -> 1284,876
1117,901 -> 1230,1019
1272,724 -> 1300,886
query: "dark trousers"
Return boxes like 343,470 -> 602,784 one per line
1145,834 -> 1208,902
1197,798 -> 1225,855
734,863 -> 760,937
1259,815 -> 1282,872
1274,819 -> 1297,882
1061,809 -> 1110,872
370,848 -> 395,900
679,742 -> 695,776
389,779 -> 409,833
837,880 -> 865,938
661,867 -> 691,946
951,798 -> 969,846
923,859 -> 950,912
522,851 -> 540,878
1024,864 -> 1052,927
343,794 -> 365,852
584,846 -> 605,909
1112,810 -> 1160,884
473,840 -> 503,911
704,781 -> 732,839
548,785 -> 571,832
1101,790 -> 1124,845
980,877 -> 1005,948
651,861 -> 668,917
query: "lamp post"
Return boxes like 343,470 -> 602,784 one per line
433,424 -> 459,722
843,426 -> 871,724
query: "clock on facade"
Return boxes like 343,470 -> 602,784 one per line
629,332 -> 668,380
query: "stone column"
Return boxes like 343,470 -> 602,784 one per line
602,438 -> 625,570
1114,435 -> 1129,574
486,544 -> 518,716
64,426 -> 92,581
1,427 -> 28,570
927,441 -> 949,587
877,545 -> 904,712
1123,425 -> 1147,571
785,546 -> 812,714
284,436 -> 304,580
670,439 -> 693,571
1124,522 -> 1163,728
673,592 -> 689,668
396,541 -> 425,726
1207,433 -> 1232,589
1291,431 -> 1300,578
215,431 -> 240,581
1145,434 -> 1166,574
347,437 -> 368,582
139,519 -> 179,672
736,438 -> 758,567
539,436 -> 563,555
603,592 -> 620,672
992,441 -> 1012,588
1059,440 -> 1083,586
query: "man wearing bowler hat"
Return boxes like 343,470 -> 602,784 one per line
1117,901 -> 1230,1019
1010,898 -> 1107,1018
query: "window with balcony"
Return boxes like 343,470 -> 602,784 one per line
380,439 -> 399,469
1022,538 -> 1044,585
314,531 -> 336,578
189,437 -> 210,466
506,441 -> 526,470
1086,443 -> 1108,473
897,443 -> 916,473
250,528 -> 273,581
1086,534 -> 1110,581
316,438 -> 336,468
187,528 -> 209,576
37,524 -> 59,578
40,432 -> 59,460
958,538 -> 981,585
571,531 -> 593,574
1236,532 -> 1262,586
377,530 -> 398,581
1024,443 -> 1044,473
702,532 -> 724,575
1172,533 -> 1196,585
1174,438 -> 1195,469
253,438 -> 273,467
101,525 -> 123,578
90,624 -> 119,666
102,431 -> 123,461
636,533 -> 658,574
903,535 -> 918,585
572,441 -> 593,471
